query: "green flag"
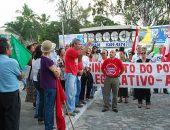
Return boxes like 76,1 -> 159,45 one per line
10,35 -> 32,69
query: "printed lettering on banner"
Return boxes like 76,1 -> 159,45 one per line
89,62 -> 170,88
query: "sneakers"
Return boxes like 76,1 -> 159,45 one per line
102,108 -> 109,112
66,112 -> 75,116
112,108 -> 118,113
125,98 -> 128,103
81,100 -> 86,104
73,109 -> 80,113
38,121 -> 44,125
76,103 -> 83,108
146,105 -> 150,109
138,104 -> 142,108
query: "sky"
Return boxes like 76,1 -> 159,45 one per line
0,0 -> 123,27
0,0 -> 92,27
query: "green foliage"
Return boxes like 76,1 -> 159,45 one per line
5,4 -> 61,44
116,0 -> 170,26
93,16 -> 118,26
90,0 -> 110,16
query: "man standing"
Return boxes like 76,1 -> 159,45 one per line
0,38 -> 23,130
65,38 -> 91,116
101,50 -> 124,113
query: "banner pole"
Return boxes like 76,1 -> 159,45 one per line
64,101 -> 75,130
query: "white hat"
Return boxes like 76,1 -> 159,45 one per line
41,40 -> 56,52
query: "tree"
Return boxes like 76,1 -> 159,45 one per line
36,14 -> 50,41
56,0 -> 80,21
77,6 -> 92,27
90,0 -> 110,17
93,15 -> 118,26
116,0 -> 170,26
5,4 -> 40,43
45,21 -> 62,47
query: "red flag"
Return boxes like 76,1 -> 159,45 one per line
56,78 -> 66,130
162,25 -> 170,62
131,26 -> 139,53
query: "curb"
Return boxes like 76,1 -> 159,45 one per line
66,87 -> 101,130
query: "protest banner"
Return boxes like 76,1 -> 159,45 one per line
89,62 -> 170,88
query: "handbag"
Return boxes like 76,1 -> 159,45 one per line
25,66 -> 36,103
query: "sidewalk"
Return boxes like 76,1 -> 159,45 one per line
19,83 -> 170,130
19,84 -> 100,130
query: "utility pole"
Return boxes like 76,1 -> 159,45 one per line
62,21 -> 65,47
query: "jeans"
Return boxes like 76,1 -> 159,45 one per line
33,81 -> 40,116
90,85 -> 95,97
22,78 -> 27,88
44,89 -> 56,130
65,73 -> 77,112
75,76 -> 81,106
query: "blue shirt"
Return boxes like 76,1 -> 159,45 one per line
0,55 -> 21,92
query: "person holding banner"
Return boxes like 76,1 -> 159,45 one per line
118,51 -> 129,103
151,45 -> 169,94
101,50 -> 124,112
132,45 -> 142,100
136,51 -> 151,109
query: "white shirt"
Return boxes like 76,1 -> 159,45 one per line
32,58 -> 40,81
116,52 -> 120,59
151,53 -> 162,63
50,50 -> 58,66
82,55 -> 90,68
132,54 -> 140,63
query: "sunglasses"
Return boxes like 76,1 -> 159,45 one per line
141,52 -> 146,54
101,52 -> 106,54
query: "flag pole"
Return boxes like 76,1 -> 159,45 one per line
64,101 -> 75,130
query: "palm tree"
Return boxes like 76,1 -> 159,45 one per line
5,4 -> 39,43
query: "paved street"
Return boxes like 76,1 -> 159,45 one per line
75,91 -> 170,130
19,85 -> 170,130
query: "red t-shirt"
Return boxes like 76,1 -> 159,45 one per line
65,48 -> 79,75
78,56 -> 83,71
101,58 -> 124,77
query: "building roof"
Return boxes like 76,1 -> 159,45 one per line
80,25 -> 137,33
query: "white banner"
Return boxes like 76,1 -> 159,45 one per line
89,62 -> 170,88
92,42 -> 128,47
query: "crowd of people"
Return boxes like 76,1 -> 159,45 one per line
0,37 -> 169,130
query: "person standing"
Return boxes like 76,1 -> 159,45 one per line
100,49 -> 112,103
32,45 -> 44,124
132,45 -> 142,100
64,38 -> 91,116
101,50 -> 124,112
57,48 -> 65,90
0,38 -> 23,130
136,51 -> 151,109
40,40 -> 60,130
151,45 -> 169,94
118,51 -> 129,103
